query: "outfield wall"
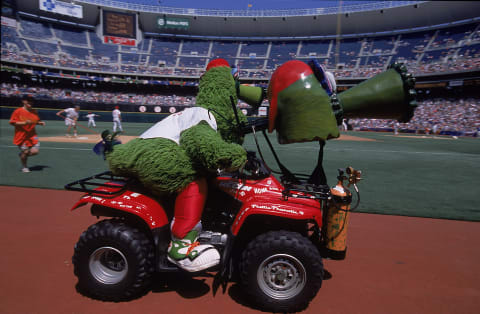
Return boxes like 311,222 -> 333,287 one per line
0,106 -> 262,124
1,106 -> 171,123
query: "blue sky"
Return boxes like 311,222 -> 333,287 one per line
129,0 -> 379,10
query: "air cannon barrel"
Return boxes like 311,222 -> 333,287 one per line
337,62 -> 417,123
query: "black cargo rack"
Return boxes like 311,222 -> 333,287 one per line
64,171 -> 130,195
282,182 -> 331,201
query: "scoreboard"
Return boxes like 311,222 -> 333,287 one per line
102,10 -> 137,46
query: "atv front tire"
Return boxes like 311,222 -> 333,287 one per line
73,219 -> 154,301
239,230 -> 324,312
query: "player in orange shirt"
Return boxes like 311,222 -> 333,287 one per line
9,95 -> 46,172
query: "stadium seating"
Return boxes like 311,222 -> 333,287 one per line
267,41 -> 299,69
298,39 -> 331,58
432,24 -> 473,49
19,18 -> 52,39
182,39 -> 210,56
149,38 -> 179,67
240,41 -> 269,57
121,53 -> 141,65
61,46 -> 90,60
53,24 -> 88,46
1,26 -> 27,51
178,57 -> 207,68
1,17 -> 479,79
211,41 -> 239,63
336,39 -> 362,68
90,34 -> 118,62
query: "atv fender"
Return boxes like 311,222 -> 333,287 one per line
231,199 -> 323,235
71,191 -> 169,229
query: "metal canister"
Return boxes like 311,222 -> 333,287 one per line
321,177 -> 352,260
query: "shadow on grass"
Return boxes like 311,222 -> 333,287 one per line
29,165 -> 50,171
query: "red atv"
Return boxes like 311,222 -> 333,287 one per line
67,127 -> 361,313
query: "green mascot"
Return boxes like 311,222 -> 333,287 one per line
103,58 -> 248,272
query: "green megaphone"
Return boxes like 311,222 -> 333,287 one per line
337,63 -> 417,123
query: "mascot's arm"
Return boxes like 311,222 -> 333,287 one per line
180,122 -> 246,172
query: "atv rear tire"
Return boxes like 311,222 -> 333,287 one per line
239,230 -> 323,312
73,219 -> 154,301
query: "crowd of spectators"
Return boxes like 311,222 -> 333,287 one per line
0,83 -> 195,106
2,82 -> 478,136
349,98 -> 480,137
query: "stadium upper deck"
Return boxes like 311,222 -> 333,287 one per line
1,16 -> 479,80
1,0 -> 479,83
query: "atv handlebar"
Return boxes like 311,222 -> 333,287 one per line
240,118 -> 269,135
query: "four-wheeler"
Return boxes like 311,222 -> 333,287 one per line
66,126 -> 361,313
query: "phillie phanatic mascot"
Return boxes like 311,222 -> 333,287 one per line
102,57 -> 416,271
102,59 -> 251,272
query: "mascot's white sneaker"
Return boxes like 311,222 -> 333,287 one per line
167,230 -> 220,272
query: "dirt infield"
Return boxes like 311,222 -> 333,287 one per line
39,134 -> 138,144
383,134 -> 456,140
39,133 -> 375,143
337,133 -> 377,141
1,185 -> 479,314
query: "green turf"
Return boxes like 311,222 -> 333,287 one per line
1,119 -> 479,221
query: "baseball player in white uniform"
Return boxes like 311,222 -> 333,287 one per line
85,112 -> 100,128
112,106 -> 123,133
56,105 -> 80,137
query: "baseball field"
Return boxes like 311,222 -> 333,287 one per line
1,113 -> 480,314
1,115 -> 479,221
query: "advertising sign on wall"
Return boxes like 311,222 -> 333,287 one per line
104,36 -> 136,46
39,0 -> 83,18
1,16 -> 17,28
157,17 -> 190,30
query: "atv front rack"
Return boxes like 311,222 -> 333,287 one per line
65,171 -> 130,195
282,182 -> 331,201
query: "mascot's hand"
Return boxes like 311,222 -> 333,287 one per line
215,144 -> 247,172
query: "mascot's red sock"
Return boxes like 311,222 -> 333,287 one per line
171,178 -> 207,239
168,179 -> 220,272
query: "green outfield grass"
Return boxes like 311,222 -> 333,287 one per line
1,119 -> 479,221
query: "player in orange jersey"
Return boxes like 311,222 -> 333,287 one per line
9,95 -> 46,172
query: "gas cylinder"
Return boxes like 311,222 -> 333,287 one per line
321,169 -> 353,260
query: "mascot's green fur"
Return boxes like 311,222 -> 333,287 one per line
105,62 -> 247,196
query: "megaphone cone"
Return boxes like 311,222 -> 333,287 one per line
337,63 -> 417,122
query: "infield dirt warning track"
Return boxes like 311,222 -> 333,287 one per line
0,185 -> 479,314
38,133 -> 377,144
